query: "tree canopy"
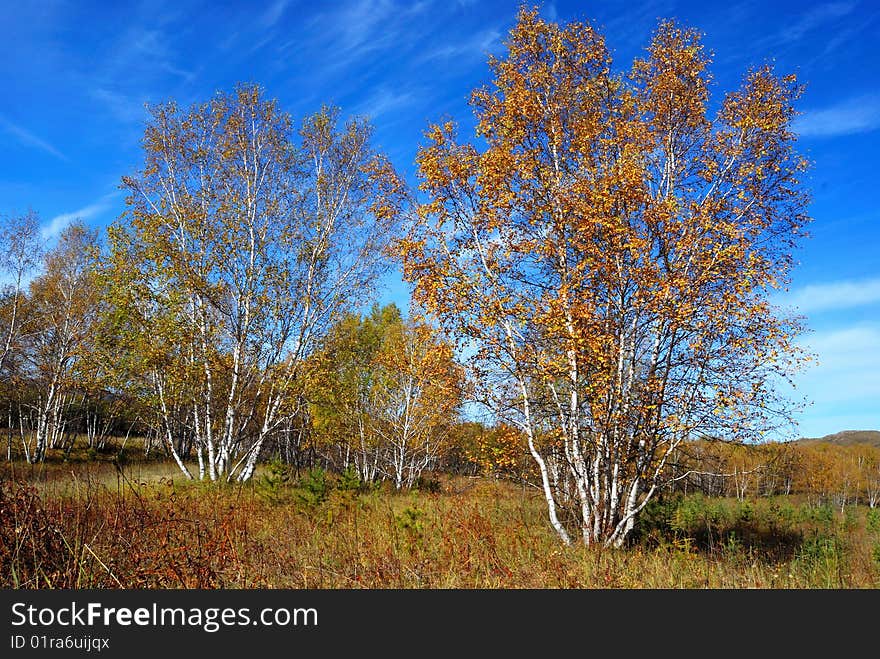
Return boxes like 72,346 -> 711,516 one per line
399,8 -> 810,546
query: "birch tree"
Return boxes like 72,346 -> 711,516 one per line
107,84 -> 404,482
371,313 -> 463,489
310,304 -> 464,488
398,9 -> 810,546
0,209 -> 43,378
309,304 -> 396,482
860,447 -> 880,509
22,222 -> 100,462
0,210 -> 44,460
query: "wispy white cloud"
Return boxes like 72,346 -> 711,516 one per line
96,25 -> 196,90
802,326 -> 880,364
352,88 -> 416,120
92,88 -> 150,124
259,0 -> 293,29
42,193 -> 120,240
793,95 -> 880,138
597,0 -> 676,50
736,1 -> 862,66
422,28 -> 502,62
129,29 -> 196,81
0,114 -> 68,161
792,324 -> 880,406
780,277 -> 880,313
334,0 -> 408,55
818,22 -> 865,58
305,0 -> 432,72
778,1 -> 857,43
780,323 -> 880,438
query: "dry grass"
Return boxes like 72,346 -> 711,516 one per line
2,459 -> 879,589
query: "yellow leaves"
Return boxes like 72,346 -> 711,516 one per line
402,8 -> 809,480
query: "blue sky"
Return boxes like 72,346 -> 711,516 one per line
1,0 -> 878,438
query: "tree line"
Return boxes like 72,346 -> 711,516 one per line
1,7 -> 818,547
457,424 -> 880,509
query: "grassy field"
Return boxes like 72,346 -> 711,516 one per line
2,451 -> 879,589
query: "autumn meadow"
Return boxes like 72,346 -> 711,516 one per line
2,7 -> 879,590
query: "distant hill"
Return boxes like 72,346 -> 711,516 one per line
794,430 -> 880,448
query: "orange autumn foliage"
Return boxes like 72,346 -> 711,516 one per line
398,8 -> 810,546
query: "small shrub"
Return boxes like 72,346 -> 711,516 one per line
395,506 -> 425,537
794,532 -> 846,586
295,468 -> 329,507
813,502 -> 835,526
671,494 -> 723,535
337,467 -> 363,493
633,496 -> 678,544
257,459 -> 293,504
736,501 -> 754,524
801,533 -> 841,559
723,531 -> 744,559
765,500 -> 796,530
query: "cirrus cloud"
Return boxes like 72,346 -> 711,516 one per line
793,95 -> 880,138
778,277 -> 880,314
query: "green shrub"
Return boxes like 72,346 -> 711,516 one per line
395,506 -> 425,543
866,508 -> 880,534
735,501 -> 754,524
632,495 -> 678,545
336,466 -> 362,493
723,531 -> 744,559
671,494 -> 724,535
796,501 -> 836,527
295,468 -> 329,507
794,532 -> 846,586
257,459 -> 292,504
765,500 -> 796,529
